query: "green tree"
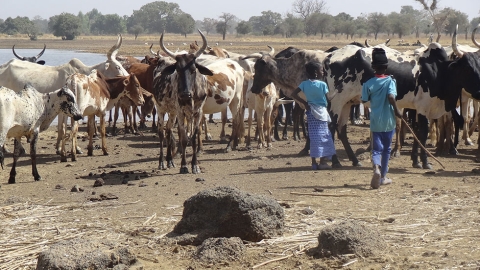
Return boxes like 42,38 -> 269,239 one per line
49,12 -> 81,40
218,12 -> 236,40
202,18 -> 218,34
172,13 -> 195,37
316,13 -> 333,38
236,21 -> 252,35
32,16 -> 48,34
128,25 -> 144,40
278,13 -> 304,38
248,10 -> 282,34
130,1 -> 182,33
444,9 -> 468,37
90,14 -> 126,35
400,6 -> 428,38
0,16 -> 36,36
387,12 -> 413,38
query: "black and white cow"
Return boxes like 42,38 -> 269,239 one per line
324,25 -> 480,169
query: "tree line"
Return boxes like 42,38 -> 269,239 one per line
0,0 -> 479,41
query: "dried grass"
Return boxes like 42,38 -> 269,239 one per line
0,199 -> 176,270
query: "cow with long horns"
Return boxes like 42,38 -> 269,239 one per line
12,44 -> 46,65
152,30 -> 212,174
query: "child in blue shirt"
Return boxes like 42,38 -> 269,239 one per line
291,61 -> 336,170
361,48 -> 402,189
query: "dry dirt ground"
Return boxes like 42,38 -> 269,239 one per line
1,119 -> 480,269
1,35 -> 480,269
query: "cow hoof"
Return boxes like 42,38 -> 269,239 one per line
391,151 -> 401,158
412,162 -> 422,169
34,176 -> 42,181
180,167 -> 189,174
353,162 -> 363,167
282,135 -> 288,140
167,161 -> 175,168
192,165 -> 201,174
220,138 -> 228,143
196,150 -> 203,156
466,139 -> 474,146
76,149 -> 83,154
56,150 -> 61,155
8,178 -> 15,184
103,151 -> 109,156
60,156 -> 68,163
224,146 -> 231,153
422,163 -> 433,170
87,150 -> 93,156
298,149 -> 309,156
159,162 -> 166,170
332,162 -> 343,169
71,157 -> 76,162
206,134 -> 213,141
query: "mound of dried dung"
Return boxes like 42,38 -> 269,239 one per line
36,238 -> 142,270
195,237 -> 246,263
317,220 -> 387,257
170,186 -> 284,245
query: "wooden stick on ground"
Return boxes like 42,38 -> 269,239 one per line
251,246 -> 309,269
290,192 -> 360,197
401,117 -> 445,169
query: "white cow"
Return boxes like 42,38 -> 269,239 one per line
0,85 -> 82,184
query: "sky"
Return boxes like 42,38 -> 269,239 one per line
1,0 -> 478,22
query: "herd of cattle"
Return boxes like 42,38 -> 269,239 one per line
0,24 -> 479,184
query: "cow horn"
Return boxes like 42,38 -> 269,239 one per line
385,39 -> 391,46
34,44 -> 46,60
194,29 -> 208,58
12,45 -> 24,60
241,53 -> 263,60
160,31 -> 176,59
149,44 -> 158,56
107,34 -> 122,60
364,39 -> 371,48
452,24 -> 464,58
267,45 -> 275,56
472,23 -> 480,49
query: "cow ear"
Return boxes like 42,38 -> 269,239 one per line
196,63 -> 214,76
36,60 -> 45,65
105,62 -> 110,69
162,64 -> 176,75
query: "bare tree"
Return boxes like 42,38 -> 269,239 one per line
292,0 -> 328,21
415,0 -> 451,42
218,13 -> 236,40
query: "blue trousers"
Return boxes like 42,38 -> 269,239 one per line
372,130 -> 395,177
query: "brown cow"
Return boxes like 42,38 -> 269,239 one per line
60,70 -> 145,162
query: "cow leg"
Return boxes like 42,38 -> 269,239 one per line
132,105 -> 139,135
99,115 -> 108,155
391,115 -> 402,157
166,114 -> 177,168
203,115 -> 213,141
56,114 -> 67,155
158,113 -> 167,170
151,106 -> 158,132
293,105 -> 301,141
58,115 -> 69,162
108,109 -> 113,127
71,120 -> 79,162
412,114 -> 432,169
197,117 -> 204,155
462,97 -> 473,145
8,138 -> 22,184
220,108 -> 228,142
451,109 -> 463,154
29,133 -> 41,181
87,116 -> 95,156
246,107 -> 253,149
177,111 -> 189,174
191,122 -> 201,174
256,98 -> 266,149
300,108 -> 307,138
265,103 -> 273,149
335,105 -> 360,166
112,104 -> 120,136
